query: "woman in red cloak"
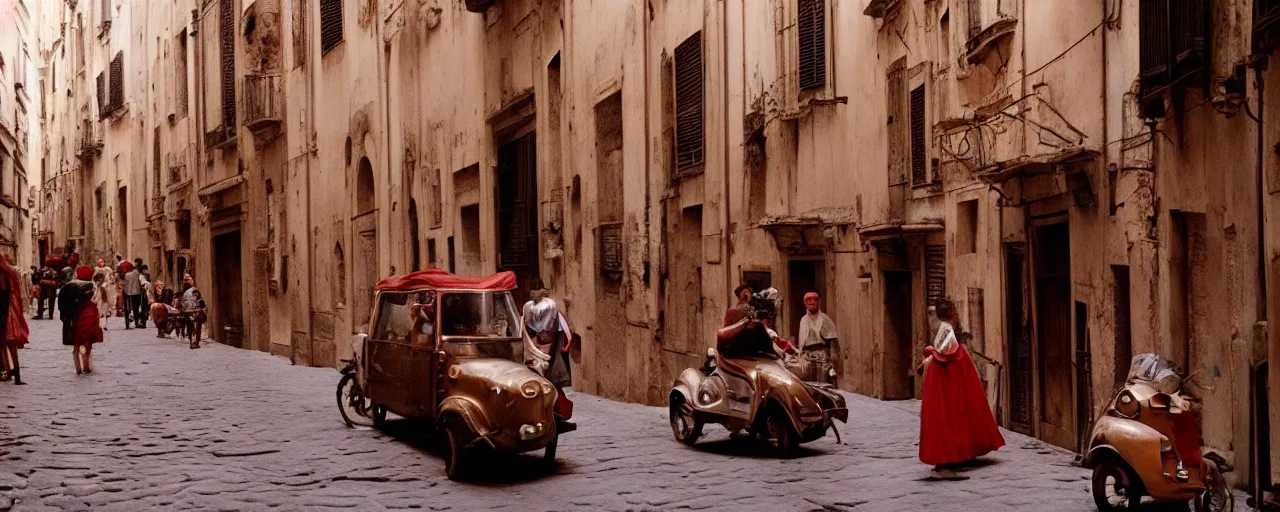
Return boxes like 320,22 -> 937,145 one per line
0,253 -> 30,385
917,298 -> 1004,476
62,266 -> 103,374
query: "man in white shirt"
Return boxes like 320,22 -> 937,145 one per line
797,292 -> 838,384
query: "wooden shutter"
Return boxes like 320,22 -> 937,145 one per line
153,127 -> 161,197
925,244 -> 946,306
96,72 -> 106,117
109,52 -> 123,110
176,31 -> 188,117
101,0 -> 111,26
321,0 -> 344,54
967,0 -> 982,38
886,58 -> 907,186
910,84 -> 926,185
599,222 -> 623,280
293,0 -> 307,68
219,0 -> 235,129
797,0 -> 826,91
673,32 -> 704,177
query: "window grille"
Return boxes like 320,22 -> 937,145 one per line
321,0 -> 344,54
797,0 -> 826,91
673,32 -> 703,178
598,222 -> 623,280
910,84 -> 927,185
926,244 -> 946,306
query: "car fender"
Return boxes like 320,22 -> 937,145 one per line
438,396 -> 492,437
755,367 -> 820,433
1084,415 -> 1165,477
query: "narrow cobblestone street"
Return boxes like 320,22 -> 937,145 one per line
0,318 -> 1245,511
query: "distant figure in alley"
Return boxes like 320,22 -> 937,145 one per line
180,274 -> 207,349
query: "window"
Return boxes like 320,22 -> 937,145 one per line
219,0 -> 235,129
925,244 -> 946,306
797,0 -> 826,91
175,30 -> 189,119
673,32 -> 704,177
293,0 -> 307,67
101,0 -> 111,29
940,10 -> 951,66
886,58 -> 907,187
1138,0 -> 1208,111
321,0 -> 344,54
153,127 -> 161,208
51,62 -> 56,92
909,84 -> 928,185
96,72 -> 106,117
108,51 -> 123,111
967,0 -> 982,39
956,199 -> 978,254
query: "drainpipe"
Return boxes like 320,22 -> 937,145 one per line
722,0 -> 733,304
1256,65 -> 1267,324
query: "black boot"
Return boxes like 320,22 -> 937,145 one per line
11,368 -> 26,385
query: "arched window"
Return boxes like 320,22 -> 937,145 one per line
355,157 -> 374,215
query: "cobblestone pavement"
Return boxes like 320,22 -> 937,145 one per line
0,317 -> 1252,511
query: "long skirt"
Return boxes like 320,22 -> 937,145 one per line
919,343 -> 1005,466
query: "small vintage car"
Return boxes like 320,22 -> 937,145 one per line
335,269 -> 571,480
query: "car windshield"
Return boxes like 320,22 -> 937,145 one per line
439,291 -> 523,361
1127,353 -> 1182,388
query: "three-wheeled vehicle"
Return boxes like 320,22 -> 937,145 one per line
669,289 -> 848,456
1083,354 -> 1232,511
335,269 -> 572,480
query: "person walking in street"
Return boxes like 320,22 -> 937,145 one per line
916,298 -> 1005,479
36,265 -> 57,320
92,270 -> 114,330
60,266 -> 102,374
180,273 -> 206,349
521,278 -> 575,427
0,254 -> 30,385
797,291 -> 839,384
122,259 -> 145,329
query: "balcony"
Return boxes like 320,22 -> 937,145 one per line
1139,0 -> 1208,117
204,125 -> 236,151
76,123 -> 104,160
244,74 -> 283,133
1257,0 -> 1280,53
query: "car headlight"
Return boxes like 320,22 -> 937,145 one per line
540,381 -> 555,396
520,379 -> 541,399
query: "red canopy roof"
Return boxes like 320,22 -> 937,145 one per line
374,269 -> 518,292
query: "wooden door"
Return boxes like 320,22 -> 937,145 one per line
497,133 -> 539,305
1006,243 -> 1033,435
1034,223 -> 1074,449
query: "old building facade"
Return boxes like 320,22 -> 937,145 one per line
0,0 -> 36,267
27,0 -> 1280,499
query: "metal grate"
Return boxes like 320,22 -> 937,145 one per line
673,32 -> 704,178
320,0 -> 344,54
96,72 -> 106,117
886,58 -> 907,186
925,244 -> 946,307
910,84 -> 927,185
220,0 -> 235,129
797,0 -> 826,91
108,52 -> 123,112
598,222 -> 623,280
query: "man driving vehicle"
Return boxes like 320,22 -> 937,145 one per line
715,285 -> 779,378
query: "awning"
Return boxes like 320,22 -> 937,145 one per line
375,269 -> 517,292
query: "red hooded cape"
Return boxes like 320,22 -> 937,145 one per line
918,343 -> 1005,465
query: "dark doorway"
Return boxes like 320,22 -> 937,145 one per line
1034,222 -> 1074,449
427,238 -> 437,269
447,236 -> 455,273
353,157 -> 378,334
117,186 -> 128,252
664,205 -> 704,378
1075,300 -> 1092,452
212,230 -> 243,348
883,270 -> 914,399
1169,210 -> 1206,373
38,239 -> 48,266
1253,363 -> 1271,497
1006,243 -> 1032,435
1111,265 -> 1132,389
787,260 -> 824,340
409,198 -> 421,271
497,133 -> 539,304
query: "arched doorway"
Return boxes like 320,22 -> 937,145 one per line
353,157 -> 377,333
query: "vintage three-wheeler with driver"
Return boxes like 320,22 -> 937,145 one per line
335,269 -> 573,480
